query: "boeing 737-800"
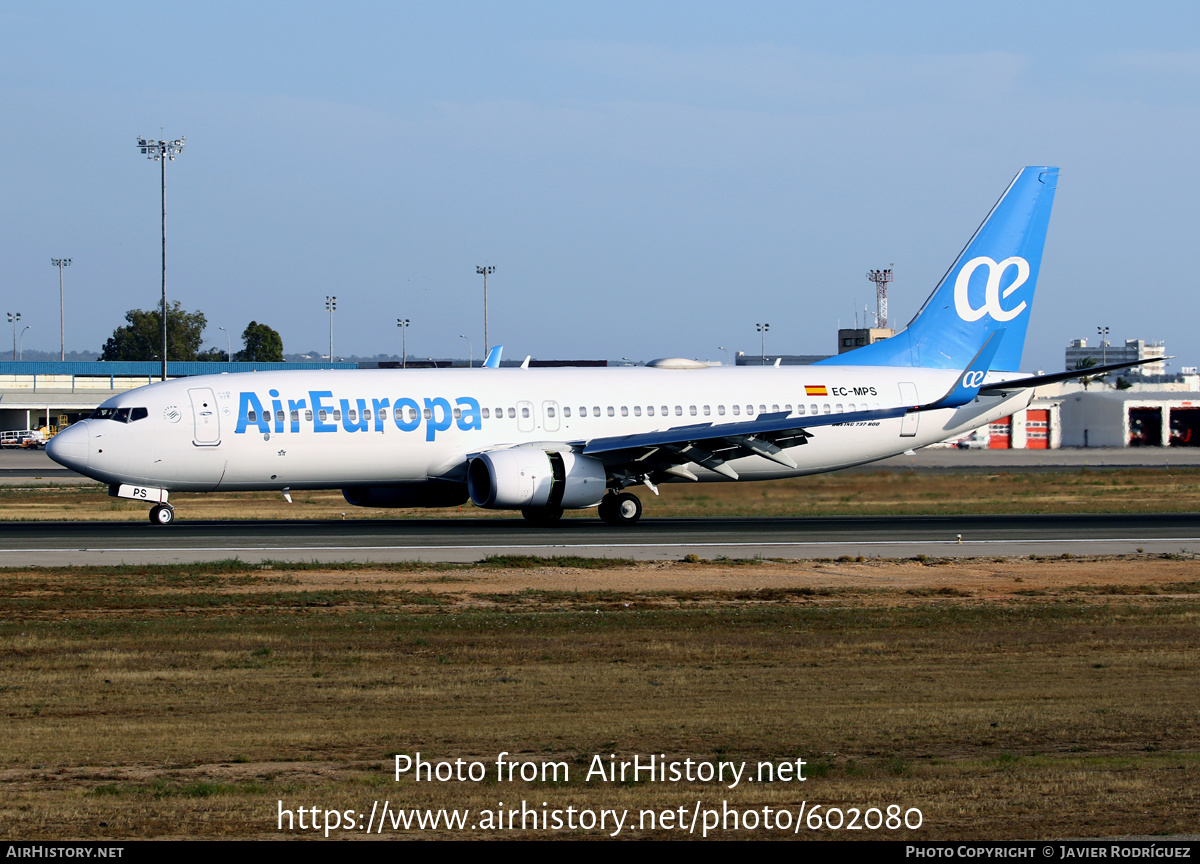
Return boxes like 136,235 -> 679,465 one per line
47,166 -> 1147,526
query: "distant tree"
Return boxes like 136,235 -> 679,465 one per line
1074,356 -> 1103,390
235,321 -> 284,362
1115,376 -> 1133,391
195,347 -> 229,362
99,301 -> 207,362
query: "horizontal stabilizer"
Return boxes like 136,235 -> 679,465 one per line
979,356 -> 1169,394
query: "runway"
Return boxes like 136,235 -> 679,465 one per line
2,512 -> 1198,565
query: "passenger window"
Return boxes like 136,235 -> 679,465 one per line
633,406 -> 641,417
732,405 -> 740,416
508,407 -> 516,419
689,406 -> 697,416
797,404 -> 805,415
822,404 -> 831,414
318,410 -> 327,422
675,406 -> 682,416
772,404 -> 779,412
521,406 -> 530,419
759,405 -> 767,414
248,410 -> 258,422
579,407 -> 587,417
482,408 -> 490,419
703,405 -> 710,416
564,407 -> 571,418
547,406 -> 556,417
835,403 -> 844,413
364,409 -> 372,421
333,410 -> 341,421
661,406 -> 668,415
453,407 -> 462,420
593,406 -> 600,416
717,405 -> 725,416
810,404 -> 818,415
621,406 -> 628,417
647,406 -> 655,416
378,409 -> 387,420
607,406 -> 615,417
276,410 -> 285,423
423,408 -> 432,419
305,410 -> 313,421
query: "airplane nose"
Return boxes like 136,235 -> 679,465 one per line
46,421 -> 89,472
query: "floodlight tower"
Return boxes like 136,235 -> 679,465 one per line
397,318 -> 410,369
50,258 -> 71,361
136,135 -> 185,380
476,265 -> 495,355
325,296 -> 337,362
756,322 -> 770,365
7,312 -> 21,361
866,266 -> 894,329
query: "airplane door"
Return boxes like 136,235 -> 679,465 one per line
542,401 -> 560,433
189,387 -> 221,446
898,382 -> 919,438
517,400 -> 536,433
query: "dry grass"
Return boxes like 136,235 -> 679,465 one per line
1,555 -> 1198,839
6,467 -> 1200,521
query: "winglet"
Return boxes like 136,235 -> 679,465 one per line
919,330 -> 1005,411
482,345 -> 503,368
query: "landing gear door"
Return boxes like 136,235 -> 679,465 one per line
189,387 -> 221,446
899,382 -> 919,438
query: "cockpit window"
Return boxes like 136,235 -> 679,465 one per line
90,406 -> 148,423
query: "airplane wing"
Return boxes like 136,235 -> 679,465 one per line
580,405 -> 911,480
579,334 -> 1004,482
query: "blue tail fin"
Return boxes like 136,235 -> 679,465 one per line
818,166 -> 1058,372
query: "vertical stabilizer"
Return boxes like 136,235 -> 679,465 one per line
818,166 -> 1058,372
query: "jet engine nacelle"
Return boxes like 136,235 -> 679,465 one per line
342,483 -> 469,509
467,449 -> 607,510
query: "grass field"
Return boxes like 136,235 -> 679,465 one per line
2,555 -> 1197,840
6,466 -> 1200,521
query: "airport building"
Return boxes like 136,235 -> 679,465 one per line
1065,337 -> 1166,376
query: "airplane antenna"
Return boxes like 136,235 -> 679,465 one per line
865,265 -> 893,329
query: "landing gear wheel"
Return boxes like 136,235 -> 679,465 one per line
521,505 -> 563,526
599,492 -> 642,526
149,504 -> 175,526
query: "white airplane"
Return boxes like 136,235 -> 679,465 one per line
47,166 -> 1149,526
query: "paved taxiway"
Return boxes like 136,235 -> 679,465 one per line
2,513 -> 1198,565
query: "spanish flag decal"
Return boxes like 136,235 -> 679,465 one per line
805,385 -> 828,396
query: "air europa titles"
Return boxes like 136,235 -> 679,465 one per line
234,390 -> 482,442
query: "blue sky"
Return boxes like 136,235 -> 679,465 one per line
2,1 -> 1198,371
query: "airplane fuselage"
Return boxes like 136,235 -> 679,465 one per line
53,364 -> 1029,494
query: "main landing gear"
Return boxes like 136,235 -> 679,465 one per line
598,491 -> 642,526
149,504 -> 175,526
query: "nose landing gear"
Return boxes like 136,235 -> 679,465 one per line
149,504 -> 175,526
598,491 -> 642,526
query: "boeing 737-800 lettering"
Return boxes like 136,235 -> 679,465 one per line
46,167 -> 1151,525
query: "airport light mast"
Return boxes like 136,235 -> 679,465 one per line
50,258 -> 71,361
7,312 -> 21,361
136,135 -> 185,380
326,296 -> 337,362
397,318 -> 410,369
756,323 -> 770,366
476,265 -> 495,355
